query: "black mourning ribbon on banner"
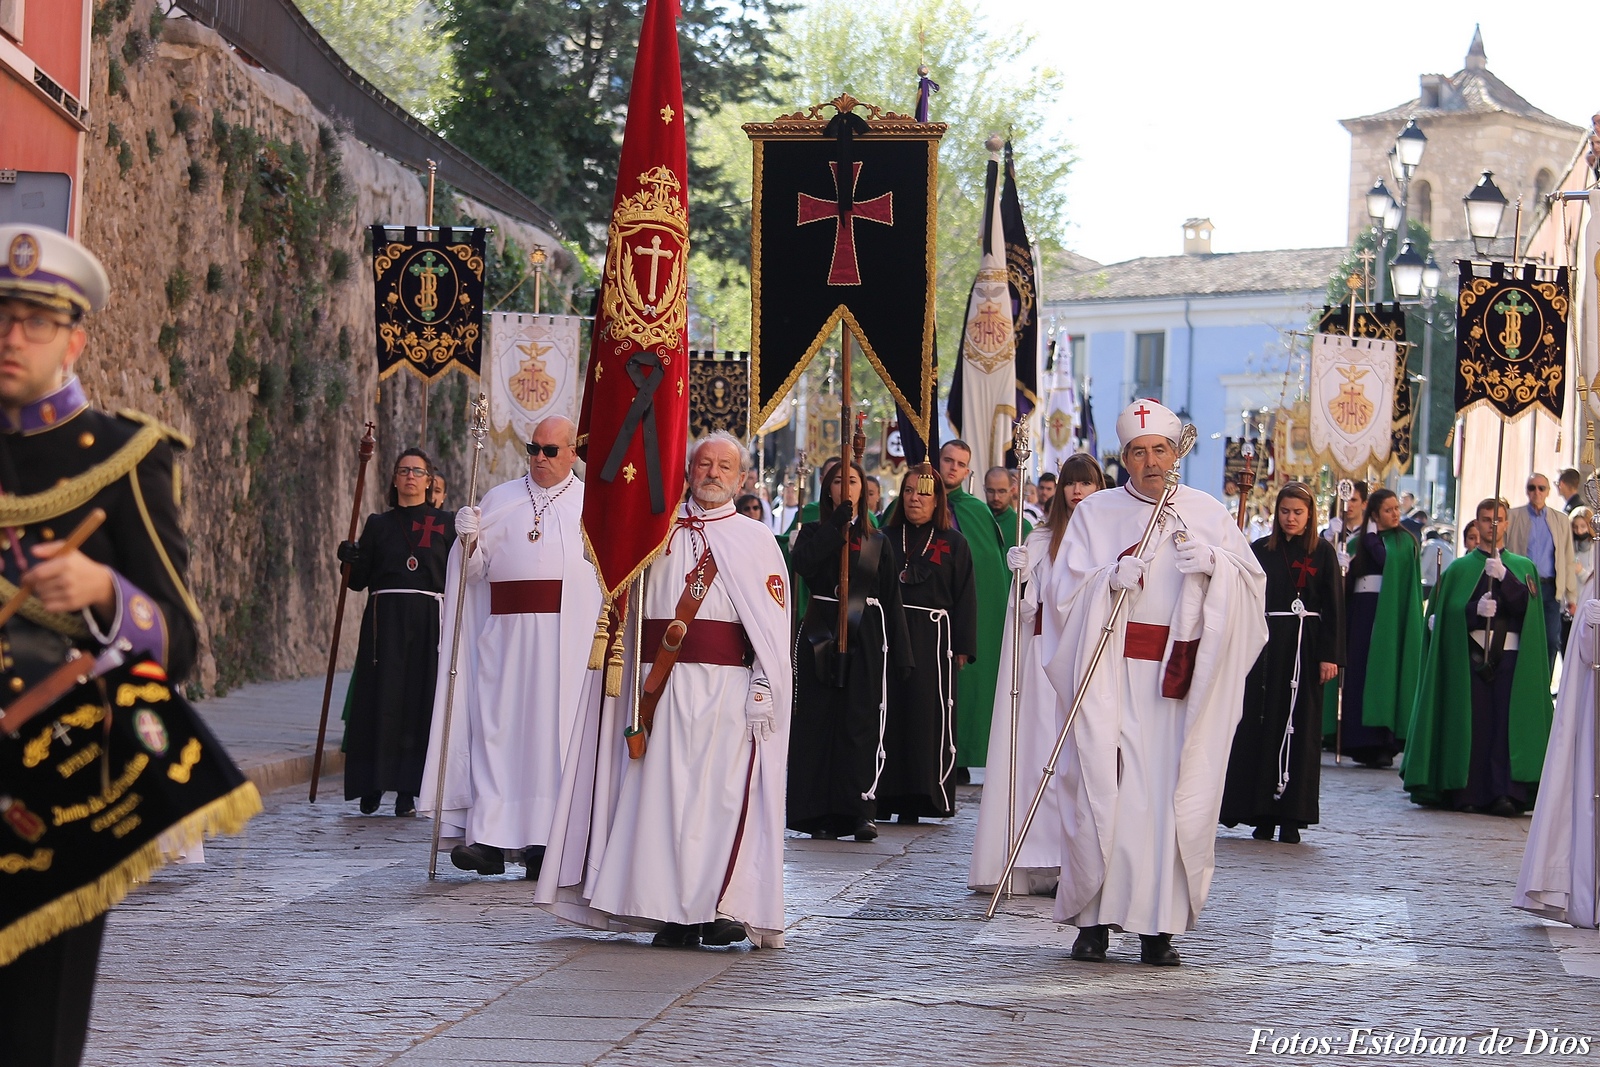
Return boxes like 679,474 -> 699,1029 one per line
600,351 -> 667,513
824,112 -> 869,212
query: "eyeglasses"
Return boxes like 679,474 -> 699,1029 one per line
527,443 -> 568,458
396,466 -> 430,478
1527,484 -> 1549,493
0,310 -> 73,343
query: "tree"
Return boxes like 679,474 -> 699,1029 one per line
436,0 -> 793,259
297,0 -> 457,123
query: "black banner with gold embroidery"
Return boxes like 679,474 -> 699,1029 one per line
1318,303 -> 1413,472
0,658 -> 260,966
688,351 -> 750,438
370,225 -> 487,382
744,99 -> 946,444
1454,261 -> 1569,421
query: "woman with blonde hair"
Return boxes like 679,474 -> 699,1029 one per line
969,453 -> 1105,893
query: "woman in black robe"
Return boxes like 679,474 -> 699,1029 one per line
338,448 -> 454,816
1221,482 -> 1343,843
787,458 -> 913,842
877,469 -> 978,823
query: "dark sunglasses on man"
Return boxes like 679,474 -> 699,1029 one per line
1527,482 -> 1548,494
527,442 -> 567,458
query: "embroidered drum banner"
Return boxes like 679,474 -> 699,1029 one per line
1310,332 -> 1397,477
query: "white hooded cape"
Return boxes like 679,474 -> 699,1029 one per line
1043,483 -> 1266,933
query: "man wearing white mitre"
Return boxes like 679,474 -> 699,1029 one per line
1043,398 -> 1266,966
555,432 -> 793,948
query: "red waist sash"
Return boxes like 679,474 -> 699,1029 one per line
642,618 -> 752,666
489,579 -> 563,615
1124,621 -> 1169,660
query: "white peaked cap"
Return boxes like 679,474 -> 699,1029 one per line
1116,398 -> 1181,448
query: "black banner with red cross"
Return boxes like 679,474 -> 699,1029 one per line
744,98 -> 946,446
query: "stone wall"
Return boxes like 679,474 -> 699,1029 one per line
80,2 -> 568,693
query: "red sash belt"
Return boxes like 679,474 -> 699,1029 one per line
1033,611 -> 1043,637
1124,621 -> 1169,660
489,580 -> 563,615
642,618 -> 752,666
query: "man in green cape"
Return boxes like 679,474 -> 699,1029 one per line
1404,498 -> 1553,814
940,442 -> 1028,769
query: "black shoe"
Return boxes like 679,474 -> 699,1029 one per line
394,794 -> 416,817
359,793 -> 381,815
1139,933 -> 1181,966
1252,824 -> 1274,841
700,918 -> 748,946
955,767 -> 971,785
1070,924 -> 1109,962
522,845 -> 545,880
897,813 -> 920,825
1489,796 -> 1519,818
651,922 -> 701,948
449,842 -> 505,875
1278,826 -> 1301,844
853,820 -> 879,842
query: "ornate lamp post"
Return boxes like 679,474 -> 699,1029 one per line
1366,118 -> 1428,303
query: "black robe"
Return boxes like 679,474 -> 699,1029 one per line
787,502 -> 913,836
342,504 -> 453,800
876,520 -> 978,819
1221,536 -> 1344,830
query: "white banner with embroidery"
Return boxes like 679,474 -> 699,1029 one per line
1309,332 -> 1397,477
487,313 -> 582,447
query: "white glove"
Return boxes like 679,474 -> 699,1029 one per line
1483,556 -> 1506,581
455,505 -> 481,543
1476,593 -> 1498,619
1006,545 -> 1030,574
1585,599 -> 1600,627
745,683 -> 775,742
1337,550 -> 1351,571
1428,613 -> 1435,632
1174,540 -> 1215,576
1110,555 -> 1146,592
1328,517 -> 1344,536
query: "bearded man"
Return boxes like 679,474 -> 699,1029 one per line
419,415 -> 605,883
570,432 -> 792,948
1044,399 -> 1266,967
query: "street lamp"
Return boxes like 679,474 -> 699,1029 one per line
1395,119 -> 1427,172
1389,241 -> 1426,301
1365,119 -> 1428,302
1422,255 -> 1442,294
1463,170 -> 1509,257
1389,240 -> 1442,513
1367,179 -> 1396,226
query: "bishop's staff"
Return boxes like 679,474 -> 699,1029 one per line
985,423 -> 1197,920
1003,418 -> 1031,897
310,422 -> 376,802
428,394 -> 489,879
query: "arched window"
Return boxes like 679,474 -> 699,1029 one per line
1534,168 -> 1555,205
1412,180 -> 1432,231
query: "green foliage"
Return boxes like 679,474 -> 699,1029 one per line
105,122 -> 121,148
327,248 -> 352,284
337,326 -> 352,362
148,6 -> 166,40
324,371 -> 349,411
206,263 -> 226,293
289,356 -> 316,422
157,323 -> 180,359
172,102 -> 198,135
168,352 -> 188,387
121,28 -> 150,66
298,0 -> 457,122
164,268 -> 191,309
116,139 -> 134,176
266,304 -> 284,340
93,0 -> 132,38
107,56 -> 125,96
257,363 -> 285,403
187,160 -> 208,192
438,0 -> 793,258
145,129 -> 161,159
227,327 -> 256,389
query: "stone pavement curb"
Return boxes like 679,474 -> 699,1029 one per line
192,671 -> 353,798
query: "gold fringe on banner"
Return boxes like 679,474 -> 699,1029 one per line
0,782 -> 262,967
587,599 -> 612,672
1444,425 -> 1455,449
1585,421 -> 1596,469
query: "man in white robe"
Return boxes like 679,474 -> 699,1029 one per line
1044,399 -> 1266,966
419,416 -> 605,880
1515,577 -> 1600,928
566,432 -> 792,948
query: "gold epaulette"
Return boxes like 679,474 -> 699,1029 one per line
116,409 -> 193,451
0,422 -> 168,528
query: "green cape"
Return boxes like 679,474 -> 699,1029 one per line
1321,527 -> 1426,737
948,487 -> 1030,765
781,501 -> 878,621
1401,550 -> 1554,804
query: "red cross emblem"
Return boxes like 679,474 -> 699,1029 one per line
796,161 -> 893,286
1133,403 -> 1152,428
413,515 -> 445,548
928,538 -> 950,565
1289,557 -> 1318,590
766,574 -> 785,608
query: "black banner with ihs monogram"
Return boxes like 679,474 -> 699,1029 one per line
370,225 -> 487,382
1454,261 -> 1569,421
1318,303 -> 1412,471
688,351 -> 750,438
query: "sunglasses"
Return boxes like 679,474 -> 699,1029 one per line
1527,484 -> 1548,493
527,443 -> 568,458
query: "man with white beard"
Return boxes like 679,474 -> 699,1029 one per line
1044,399 -> 1266,966
419,415 -> 605,881
570,432 -> 793,948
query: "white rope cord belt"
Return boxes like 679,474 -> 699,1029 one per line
1266,599 -> 1319,799
371,589 -> 444,600
902,603 -> 955,812
813,594 -> 891,801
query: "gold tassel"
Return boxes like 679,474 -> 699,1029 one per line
587,599 -> 611,671
171,462 -> 182,507
1585,421 -> 1596,469
604,616 -> 625,698
916,460 -> 935,496
1443,425 -> 1455,449
1558,428 -> 1564,451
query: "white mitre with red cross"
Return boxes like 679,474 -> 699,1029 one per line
1116,398 -> 1182,449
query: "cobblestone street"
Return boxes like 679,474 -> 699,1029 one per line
88,679 -> 1600,1066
